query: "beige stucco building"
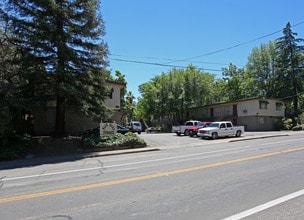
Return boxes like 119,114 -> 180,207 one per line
34,80 -> 125,135
188,98 -> 285,131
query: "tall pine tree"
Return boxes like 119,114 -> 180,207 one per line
276,22 -> 304,117
1,0 -> 109,137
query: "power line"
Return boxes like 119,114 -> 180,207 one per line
110,53 -> 239,67
109,21 -> 304,70
163,21 -> 304,64
110,58 -> 223,72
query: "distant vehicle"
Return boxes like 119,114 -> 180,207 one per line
146,127 -> 161,133
188,122 -> 212,137
172,120 -> 201,136
197,121 -> 245,140
82,124 -> 130,137
117,124 -> 130,134
127,121 -> 142,134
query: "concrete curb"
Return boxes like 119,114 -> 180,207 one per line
78,147 -> 160,158
229,134 -> 289,142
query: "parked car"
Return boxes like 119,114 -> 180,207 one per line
188,122 -> 212,137
172,120 -> 201,136
127,121 -> 142,134
82,124 -> 130,137
146,127 -> 161,133
197,121 -> 245,139
117,125 -> 130,134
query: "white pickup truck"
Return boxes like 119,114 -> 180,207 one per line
197,121 -> 244,139
172,120 -> 201,136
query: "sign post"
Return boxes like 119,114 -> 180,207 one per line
100,122 -> 117,136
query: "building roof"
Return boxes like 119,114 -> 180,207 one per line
189,97 -> 285,110
106,80 -> 126,87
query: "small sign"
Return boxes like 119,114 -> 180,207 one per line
100,122 -> 117,136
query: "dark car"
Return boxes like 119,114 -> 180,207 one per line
82,124 -> 130,137
117,124 -> 130,134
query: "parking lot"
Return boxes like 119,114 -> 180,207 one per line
139,131 -> 292,150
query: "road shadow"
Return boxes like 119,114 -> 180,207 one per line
0,152 -> 103,170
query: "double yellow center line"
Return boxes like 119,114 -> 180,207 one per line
1,146 -> 304,204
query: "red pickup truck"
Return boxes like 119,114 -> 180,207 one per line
188,122 -> 212,137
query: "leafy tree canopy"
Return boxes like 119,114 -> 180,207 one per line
137,22 -> 304,122
1,0 -> 109,137
138,65 -> 216,123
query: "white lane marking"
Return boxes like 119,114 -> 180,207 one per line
223,189 -> 304,220
3,146 -> 252,182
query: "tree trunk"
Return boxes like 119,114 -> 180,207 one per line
291,66 -> 299,117
293,91 -> 298,117
54,95 -> 66,137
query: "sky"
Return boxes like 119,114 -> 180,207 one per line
101,0 -> 304,100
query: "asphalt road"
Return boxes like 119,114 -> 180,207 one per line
0,131 -> 304,219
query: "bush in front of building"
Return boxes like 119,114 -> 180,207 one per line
0,133 -> 32,160
82,132 -> 146,151
0,105 -> 33,160
274,117 -> 294,130
292,125 -> 303,131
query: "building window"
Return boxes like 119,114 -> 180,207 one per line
276,102 -> 283,111
108,87 -> 114,99
259,100 -> 269,109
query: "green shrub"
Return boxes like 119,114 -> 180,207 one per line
282,118 -> 294,130
0,133 -> 32,160
292,125 -> 303,131
0,103 -> 33,160
299,112 -> 304,124
0,105 -> 13,136
82,132 -> 146,150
